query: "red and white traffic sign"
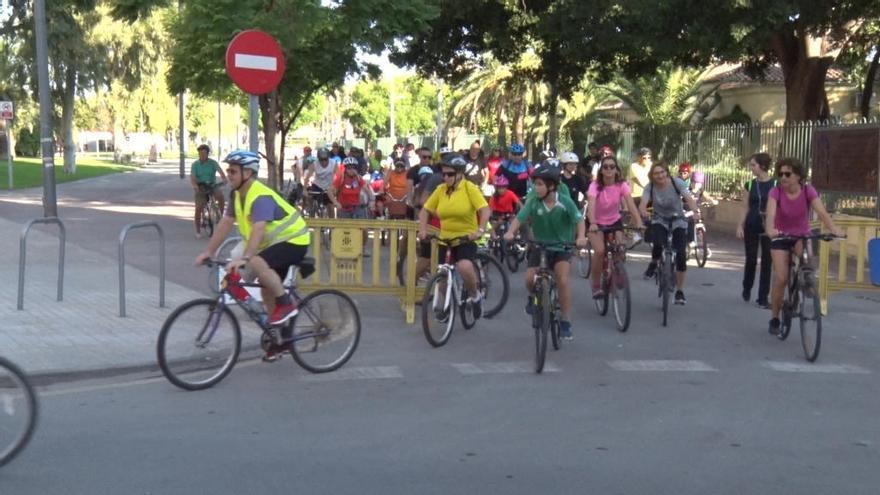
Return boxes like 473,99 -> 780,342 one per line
225,30 -> 286,95
0,101 -> 13,120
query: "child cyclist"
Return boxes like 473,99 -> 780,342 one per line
488,175 -> 522,238
505,159 -> 588,340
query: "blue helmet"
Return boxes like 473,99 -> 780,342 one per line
222,150 -> 260,172
509,143 -> 525,154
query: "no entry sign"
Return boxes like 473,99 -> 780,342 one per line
225,30 -> 285,95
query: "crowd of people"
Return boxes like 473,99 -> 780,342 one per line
188,140 -> 846,358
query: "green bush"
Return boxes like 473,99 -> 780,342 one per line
14,127 -> 40,157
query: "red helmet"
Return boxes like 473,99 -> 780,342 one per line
303,146 -> 312,153
678,162 -> 692,173
599,145 -> 615,157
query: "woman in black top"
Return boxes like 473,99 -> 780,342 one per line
736,153 -> 775,308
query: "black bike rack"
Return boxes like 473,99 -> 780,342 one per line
118,221 -> 165,317
17,217 -> 66,310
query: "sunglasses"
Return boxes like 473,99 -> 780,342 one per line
778,171 -> 793,178
602,164 -> 617,170
442,171 -> 457,177
318,158 -> 328,162
419,155 -> 432,159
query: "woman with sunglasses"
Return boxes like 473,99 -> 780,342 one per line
639,161 -> 701,305
587,156 -> 644,298
418,153 -> 492,318
764,157 -> 844,335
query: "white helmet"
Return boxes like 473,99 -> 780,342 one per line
560,151 -> 579,164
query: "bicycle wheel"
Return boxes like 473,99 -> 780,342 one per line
476,253 -> 509,318
611,262 -> 632,332
460,286 -> 476,330
576,246 -> 592,278
201,203 -> 214,237
799,273 -> 822,362
534,281 -> 550,373
505,243 -> 520,272
157,298 -> 241,391
695,228 -> 708,268
422,271 -> 455,347
594,263 -> 609,316
660,258 -> 671,327
779,279 -> 797,341
550,285 -> 560,350
0,357 -> 38,467
289,289 -> 362,373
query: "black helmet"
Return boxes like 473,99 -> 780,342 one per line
440,152 -> 467,171
531,158 -> 561,182
316,148 -> 330,160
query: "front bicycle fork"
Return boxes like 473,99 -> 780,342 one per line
195,299 -> 226,347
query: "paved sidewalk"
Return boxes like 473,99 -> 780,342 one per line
0,213 -> 245,379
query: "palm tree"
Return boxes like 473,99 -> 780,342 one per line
604,63 -> 721,159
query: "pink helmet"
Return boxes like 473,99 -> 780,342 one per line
691,170 -> 705,184
493,175 -> 509,187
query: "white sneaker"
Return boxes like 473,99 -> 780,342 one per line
195,232 -> 204,240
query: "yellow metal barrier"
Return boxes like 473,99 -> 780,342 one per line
817,217 -> 880,314
299,218 -> 420,323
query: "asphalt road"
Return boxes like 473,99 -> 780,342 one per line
1,160 -> 877,494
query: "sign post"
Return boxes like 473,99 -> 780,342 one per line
224,30 -> 286,155
2,101 -> 14,190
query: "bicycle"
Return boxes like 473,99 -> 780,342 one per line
304,189 -> 332,248
527,241 -> 575,373
575,205 -> 592,278
650,215 -> 682,327
421,236 -> 488,347
774,233 -> 843,362
0,356 -> 38,467
684,202 -> 712,268
504,225 -> 528,272
157,258 -> 361,390
197,183 -> 223,238
592,226 -> 641,332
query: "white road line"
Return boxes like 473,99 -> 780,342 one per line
234,53 -> 277,71
764,362 -> 871,374
452,362 -> 561,374
608,360 -> 718,372
300,366 -> 403,382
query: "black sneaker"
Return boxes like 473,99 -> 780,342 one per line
674,290 -> 686,305
768,317 -> 781,335
471,296 -> 483,320
525,296 -> 534,315
644,261 -> 657,279
434,306 -> 449,323
742,289 -> 750,302
756,299 -> 770,309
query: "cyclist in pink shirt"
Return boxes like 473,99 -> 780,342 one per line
586,155 -> 644,298
765,157 -> 844,335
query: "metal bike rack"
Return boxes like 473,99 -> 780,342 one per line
17,217 -> 66,310
118,221 -> 165,317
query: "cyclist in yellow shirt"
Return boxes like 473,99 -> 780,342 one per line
418,153 -> 491,318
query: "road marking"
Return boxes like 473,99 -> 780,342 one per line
764,362 -> 871,374
452,362 -> 560,374
300,366 -> 402,382
234,53 -> 277,71
608,360 -> 717,372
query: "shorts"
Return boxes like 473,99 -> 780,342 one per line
437,240 -> 478,264
337,206 -> 369,219
588,218 -> 624,233
257,242 -> 309,280
770,237 -> 801,251
307,184 -> 331,206
527,248 -> 572,269
194,183 -> 221,207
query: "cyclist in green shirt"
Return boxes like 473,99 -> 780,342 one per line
505,159 -> 587,340
190,144 -> 228,239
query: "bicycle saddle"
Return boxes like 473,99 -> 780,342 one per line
298,257 -> 316,279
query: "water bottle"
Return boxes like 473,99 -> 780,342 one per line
225,271 -> 251,301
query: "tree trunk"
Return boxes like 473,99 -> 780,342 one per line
772,31 -> 834,122
513,90 -> 525,144
547,83 -> 559,151
861,48 -> 880,119
495,95 -> 507,148
259,89 -> 281,190
61,67 -> 77,173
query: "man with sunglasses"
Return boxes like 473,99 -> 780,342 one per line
496,143 -> 532,199
627,147 -> 652,206
302,148 -> 338,217
195,150 -> 310,361
406,147 -> 438,212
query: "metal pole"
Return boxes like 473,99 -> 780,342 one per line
436,79 -> 444,149
217,100 -> 222,156
389,76 -> 396,141
6,121 -> 12,189
34,0 -> 56,217
248,95 -> 259,153
178,92 -> 186,178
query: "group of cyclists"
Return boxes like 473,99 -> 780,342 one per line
190,140 -> 846,360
